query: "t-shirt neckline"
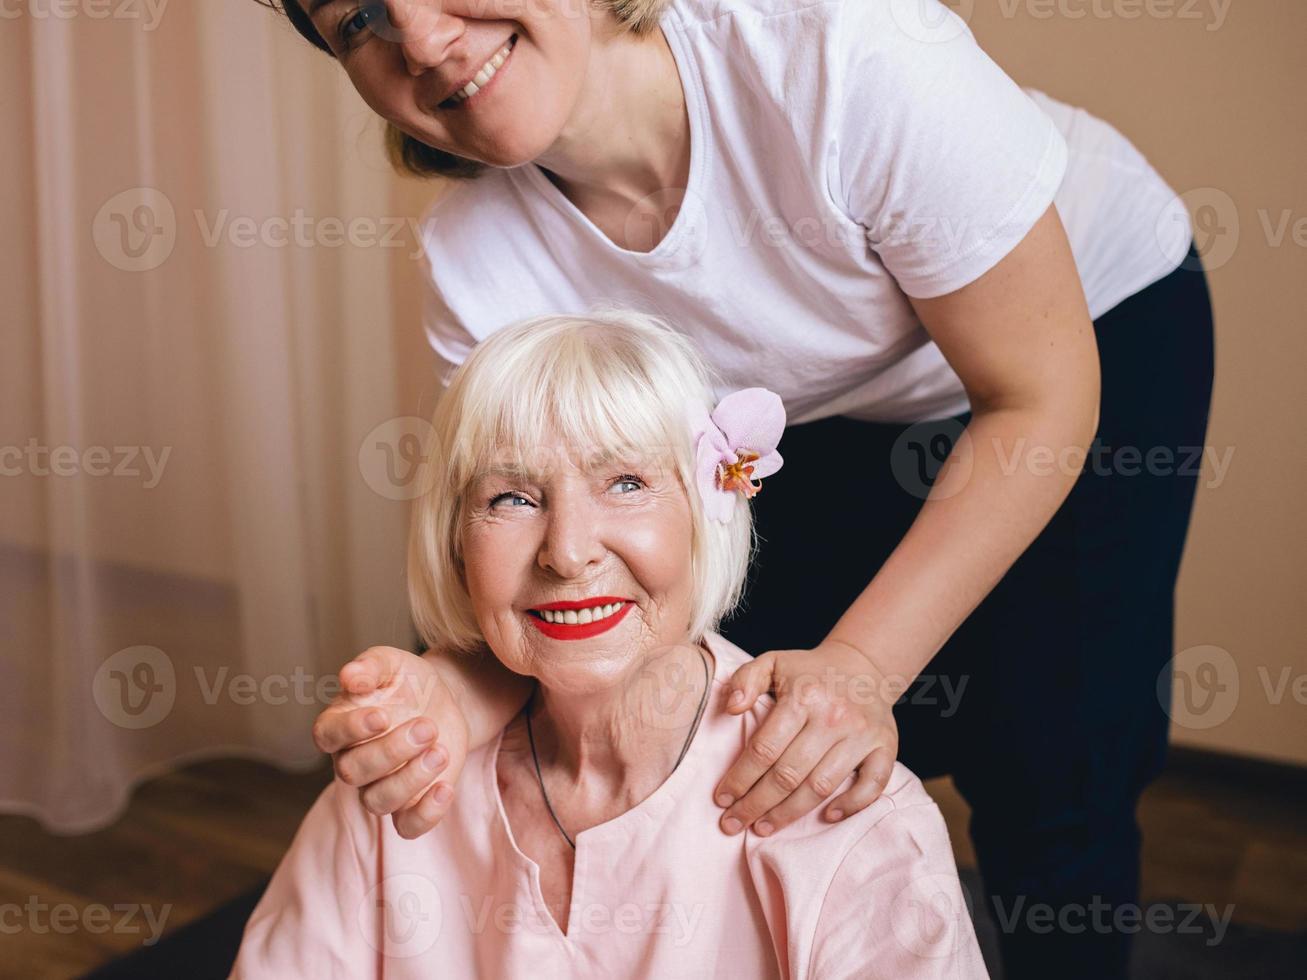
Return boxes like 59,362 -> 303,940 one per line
511,2 -> 708,268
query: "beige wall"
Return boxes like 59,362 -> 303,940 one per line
388,1 -> 1306,765
960,0 -> 1307,765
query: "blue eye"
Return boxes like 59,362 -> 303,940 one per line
489,491 -> 532,509
611,474 -> 645,494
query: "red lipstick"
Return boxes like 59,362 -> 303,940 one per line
527,598 -> 633,641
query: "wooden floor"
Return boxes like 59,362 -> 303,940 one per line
1,751 -> 1302,978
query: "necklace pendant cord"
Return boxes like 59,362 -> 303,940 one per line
526,649 -> 713,850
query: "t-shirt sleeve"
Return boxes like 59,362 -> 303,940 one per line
418,208 -> 477,389
808,802 -> 988,979
230,779 -> 377,978
829,0 -> 1068,299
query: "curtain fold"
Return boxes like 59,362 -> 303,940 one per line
0,1 -> 426,833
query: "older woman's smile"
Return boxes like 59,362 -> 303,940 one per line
527,597 -> 634,640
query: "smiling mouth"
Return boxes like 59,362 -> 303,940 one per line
438,33 -> 518,110
526,599 -> 634,640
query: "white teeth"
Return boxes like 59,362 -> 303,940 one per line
450,37 -> 514,104
538,602 -> 625,626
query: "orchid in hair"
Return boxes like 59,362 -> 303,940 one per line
691,388 -> 786,524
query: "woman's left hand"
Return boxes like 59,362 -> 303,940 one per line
713,639 -> 900,836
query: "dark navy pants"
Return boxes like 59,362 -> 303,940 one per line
718,242 -> 1216,979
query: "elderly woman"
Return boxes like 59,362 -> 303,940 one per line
232,312 -> 987,977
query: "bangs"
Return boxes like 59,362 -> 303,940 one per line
441,317 -> 701,500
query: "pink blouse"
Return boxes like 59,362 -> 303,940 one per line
232,632 -> 988,978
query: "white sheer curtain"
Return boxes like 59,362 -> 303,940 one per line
0,0 -> 435,833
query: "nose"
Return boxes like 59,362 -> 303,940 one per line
537,495 -> 606,581
385,0 -> 464,77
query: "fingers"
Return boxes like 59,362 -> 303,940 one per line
713,702 -> 805,815
338,646 -> 404,696
723,651 -> 777,713
717,720 -> 832,835
748,740 -> 868,835
334,716 -> 438,787
312,703 -> 389,755
824,745 -> 897,821
359,744 -> 449,817
392,782 -> 456,840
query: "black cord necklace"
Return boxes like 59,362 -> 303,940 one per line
525,648 -> 712,850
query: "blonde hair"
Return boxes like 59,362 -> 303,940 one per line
408,309 -> 756,654
260,0 -> 675,180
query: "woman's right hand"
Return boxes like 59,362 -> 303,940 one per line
312,646 -> 470,839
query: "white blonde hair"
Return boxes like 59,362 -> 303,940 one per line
408,309 -> 757,655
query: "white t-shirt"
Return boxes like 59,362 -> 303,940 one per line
420,0 -> 1194,423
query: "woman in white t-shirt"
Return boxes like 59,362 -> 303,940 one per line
262,1 -> 1215,977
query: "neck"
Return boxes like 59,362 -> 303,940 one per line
534,13 -> 690,215
528,642 -> 713,803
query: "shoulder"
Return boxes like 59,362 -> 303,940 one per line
417,169 -> 523,269
743,763 -> 984,977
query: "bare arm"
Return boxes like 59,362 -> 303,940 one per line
422,643 -> 534,750
715,204 -> 1101,832
827,202 -> 1101,679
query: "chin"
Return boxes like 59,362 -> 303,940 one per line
461,124 -> 559,170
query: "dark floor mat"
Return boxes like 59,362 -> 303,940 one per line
80,882 -> 266,980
